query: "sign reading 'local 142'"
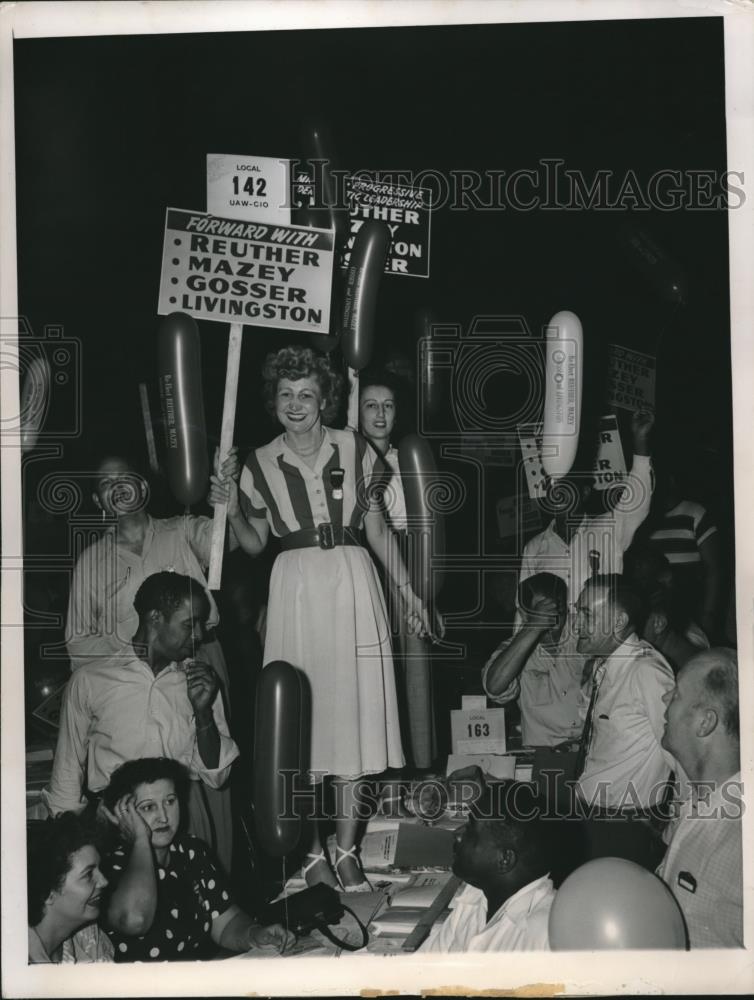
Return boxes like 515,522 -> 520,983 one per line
158,209 -> 334,333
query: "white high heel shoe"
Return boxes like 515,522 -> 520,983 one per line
333,844 -> 372,894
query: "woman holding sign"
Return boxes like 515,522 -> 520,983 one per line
213,346 -> 432,891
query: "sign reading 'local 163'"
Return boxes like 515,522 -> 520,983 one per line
158,208 -> 334,333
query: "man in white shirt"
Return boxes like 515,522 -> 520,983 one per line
573,574 -> 675,814
43,572 -> 239,860
421,782 -> 579,953
657,647 -> 742,947
483,573 -> 589,746
520,410 -> 655,606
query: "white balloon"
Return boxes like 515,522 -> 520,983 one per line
541,310 -> 582,481
20,353 -> 51,453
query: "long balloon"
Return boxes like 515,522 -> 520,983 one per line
253,661 -> 304,858
416,307 -> 443,430
298,121 -> 350,251
341,221 -> 390,371
549,857 -> 687,949
157,312 -> 209,507
20,352 -> 51,453
541,310 -> 582,482
398,433 -> 445,605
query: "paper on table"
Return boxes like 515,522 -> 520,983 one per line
461,695 -> 487,710
390,872 -> 454,908
446,753 -> 516,779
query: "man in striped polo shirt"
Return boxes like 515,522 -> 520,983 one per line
648,464 -> 723,640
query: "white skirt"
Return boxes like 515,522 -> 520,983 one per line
263,544 -> 404,780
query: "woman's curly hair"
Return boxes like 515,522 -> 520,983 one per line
262,346 -> 343,426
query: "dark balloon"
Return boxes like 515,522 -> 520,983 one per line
298,121 -> 350,251
157,312 -> 209,507
253,661 -> 304,858
416,307 -> 443,428
549,858 -> 688,950
398,433 -> 445,603
616,223 -> 688,306
341,221 -> 390,371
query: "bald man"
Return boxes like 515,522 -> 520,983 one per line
573,574 -> 675,811
657,648 -> 742,947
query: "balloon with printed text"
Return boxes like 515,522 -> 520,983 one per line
541,310 -> 583,482
157,312 -> 209,507
341,221 -> 391,371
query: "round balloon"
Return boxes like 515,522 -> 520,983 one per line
157,312 -> 209,507
549,857 -> 688,950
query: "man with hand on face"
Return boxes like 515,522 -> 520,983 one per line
572,574 -> 675,817
43,572 -> 239,856
482,573 -> 589,747
657,647 -> 742,947
421,781 -> 579,953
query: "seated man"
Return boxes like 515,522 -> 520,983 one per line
573,574 -> 675,814
482,573 -> 589,746
421,781 -> 582,953
657,647 -> 742,947
27,813 -> 113,964
42,572 -> 239,855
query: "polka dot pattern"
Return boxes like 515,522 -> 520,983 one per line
103,834 -> 232,964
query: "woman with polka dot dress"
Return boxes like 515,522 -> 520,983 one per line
99,758 -> 293,962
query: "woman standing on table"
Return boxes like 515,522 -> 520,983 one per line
212,346 -> 432,891
359,369 -> 436,769
64,449 -> 239,872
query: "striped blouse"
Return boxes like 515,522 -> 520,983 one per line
239,427 -> 386,536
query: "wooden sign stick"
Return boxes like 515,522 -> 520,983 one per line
208,322 -> 243,591
346,366 -> 359,430
401,874 -> 461,952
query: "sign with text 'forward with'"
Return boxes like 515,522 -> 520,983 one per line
158,209 -> 334,333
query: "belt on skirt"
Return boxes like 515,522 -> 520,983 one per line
279,524 -> 365,552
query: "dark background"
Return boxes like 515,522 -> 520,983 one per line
15,17 -> 734,723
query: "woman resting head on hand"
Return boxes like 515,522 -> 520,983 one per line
100,757 -> 293,961
27,813 -> 113,964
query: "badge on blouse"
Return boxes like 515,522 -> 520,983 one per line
329,468 -> 345,501
678,871 -> 697,893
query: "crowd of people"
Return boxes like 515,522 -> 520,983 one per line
27,345 -> 742,961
